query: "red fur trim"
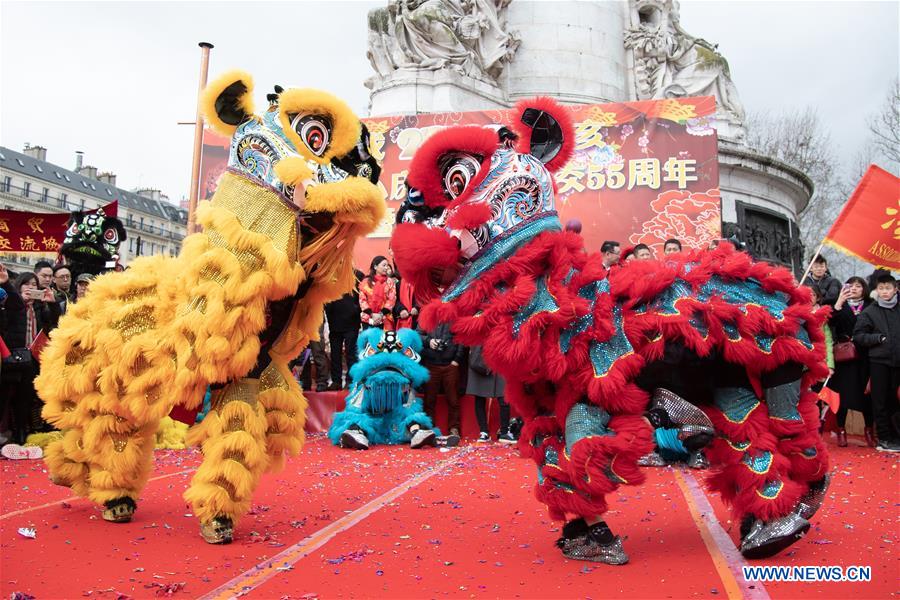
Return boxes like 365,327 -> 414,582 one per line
406,126 -> 499,208
446,202 -> 492,230
512,97 -> 575,173
391,223 -> 460,305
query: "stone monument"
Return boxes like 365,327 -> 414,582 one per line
365,0 -> 813,273
367,0 -> 520,114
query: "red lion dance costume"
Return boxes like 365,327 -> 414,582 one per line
391,98 -> 830,564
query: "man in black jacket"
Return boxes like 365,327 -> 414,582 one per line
418,321 -> 464,439
801,255 -> 841,306
324,269 -> 363,390
853,273 -> 900,452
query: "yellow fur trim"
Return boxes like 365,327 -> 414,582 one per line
201,69 -> 255,137
183,393 -> 269,523
25,431 -> 63,449
305,176 -> 386,229
273,157 -> 315,187
156,417 -> 189,449
277,88 -> 360,163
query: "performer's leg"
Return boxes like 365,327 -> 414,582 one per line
445,365 -> 461,435
183,379 -> 270,544
258,360 -> 307,471
498,397 -> 511,435
329,331 -> 344,388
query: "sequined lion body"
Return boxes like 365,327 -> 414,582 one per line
390,97 -> 830,559
36,71 -> 385,538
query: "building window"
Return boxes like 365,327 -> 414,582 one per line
129,238 -> 134,253
34,164 -> 43,173
1,176 -> 10,192
16,159 -> 24,167
140,216 -> 144,229
59,192 -> 68,208
40,187 -> 49,203
64,175 -> 70,182
79,198 -> 85,210
22,182 -> 30,197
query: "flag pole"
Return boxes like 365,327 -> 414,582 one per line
799,240 -> 825,284
187,42 -> 214,235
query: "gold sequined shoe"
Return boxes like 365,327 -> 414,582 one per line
102,498 -> 136,523
200,516 -> 233,544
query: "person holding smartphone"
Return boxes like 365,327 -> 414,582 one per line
0,271 -> 60,453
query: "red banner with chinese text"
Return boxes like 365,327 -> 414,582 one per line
824,165 -> 900,270
199,97 -> 720,268
0,201 -> 118,254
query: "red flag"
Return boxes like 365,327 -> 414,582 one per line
818,385 -> 840,414
824,165 -> 900,270
28,329 -> 50,363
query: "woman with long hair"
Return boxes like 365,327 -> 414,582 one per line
828,276 -> 873,447
359,255 -> 397,330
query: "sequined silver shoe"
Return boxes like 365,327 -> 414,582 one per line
740,512 -> 810,559
561,535 -> 629,565
648,388 -> 715,443
794,473 -> 830,520
637,451 -> 668,467
687,450 -> 710,469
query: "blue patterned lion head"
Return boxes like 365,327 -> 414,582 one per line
390,97 -> 574,302
348,328 -> 429,414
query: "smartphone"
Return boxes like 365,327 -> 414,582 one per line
26,288 -> 44,300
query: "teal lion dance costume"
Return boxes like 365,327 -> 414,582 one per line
328,328 -> 438,449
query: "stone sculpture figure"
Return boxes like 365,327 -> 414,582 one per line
625,0 -> 746,140
367,0 -> 519,85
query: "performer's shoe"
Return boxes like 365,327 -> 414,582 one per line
739,513 -> 810,559
437,433 -> 460,448
49,474 -> 72,488
340,429 -> 369,450
410,429 -> 437,449
836,428 -> 847,447
497,431 -> 517,445
687,450 -> 710,470
559,521 -> 629,565
646,388 -> 715,450
794,473 -> 831,521
637,451 -> 668,467
864,427 -> 877,448
102,497 -> 136,523
200,516 -> 233,544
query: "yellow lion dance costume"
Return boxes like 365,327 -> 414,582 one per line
35,70 -> 385,543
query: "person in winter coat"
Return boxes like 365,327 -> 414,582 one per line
466,345 -> 514,443
827,277 -> 873,447
418,321 -> 464,440
325,269 -> 363,390
852,273 -> 900,452
1,271 -> 60,449
802,254 -> 841,306
359,256 -> 397,330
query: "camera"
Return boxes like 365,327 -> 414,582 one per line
433,339 -> 448,352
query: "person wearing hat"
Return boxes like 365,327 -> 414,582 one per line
74,273 -> 94,303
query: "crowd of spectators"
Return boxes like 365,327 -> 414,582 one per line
2,238 -> 896,456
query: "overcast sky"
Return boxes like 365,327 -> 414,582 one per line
1,1 -> 897,202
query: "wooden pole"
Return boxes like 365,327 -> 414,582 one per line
187,42 -> 214,235
799,240 -> 825,285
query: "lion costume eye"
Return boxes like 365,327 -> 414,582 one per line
403,347 -> 417,360
103,227 -> 119,245
290,113 -> 331,157
440,153 -> 481,199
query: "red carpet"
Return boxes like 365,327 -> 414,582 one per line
1,433 -> 896,599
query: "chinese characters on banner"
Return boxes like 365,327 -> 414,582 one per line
199,96 -> 720,264
0,201 -> 118,254
824,165 -> 900,270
